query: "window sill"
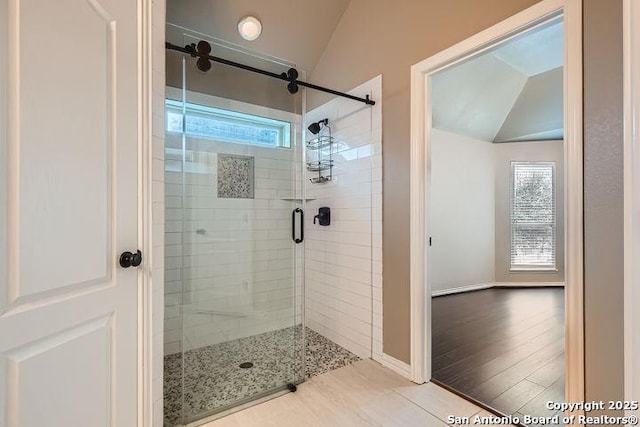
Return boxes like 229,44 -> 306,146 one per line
510,267 -> 558,272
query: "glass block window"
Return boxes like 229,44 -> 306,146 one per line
510,162 -> 556,270
166,99 -> 291,148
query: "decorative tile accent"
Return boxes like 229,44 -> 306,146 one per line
163,327 -> 360,426
217,154 -> 254,199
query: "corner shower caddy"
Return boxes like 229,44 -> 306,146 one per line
306,119 -> 334,184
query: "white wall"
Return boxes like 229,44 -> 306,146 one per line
430,130 -> 565,294
304,76 -> 382,360
494,68 -> 564,142
430,129 -> 496,293
163,91 -> 303,354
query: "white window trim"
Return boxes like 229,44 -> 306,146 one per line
165,99 -> 291,148
165,86 -> 300,149
509,161 -> 557,271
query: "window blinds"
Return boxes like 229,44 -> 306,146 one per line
510,162 -> 556,269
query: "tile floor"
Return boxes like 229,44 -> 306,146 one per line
164,327 -> 360,426
203,359 -> 491,427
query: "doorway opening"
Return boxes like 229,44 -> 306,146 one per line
409,0 -> 584,418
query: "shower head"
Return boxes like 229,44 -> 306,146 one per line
307,122 -> 321,135
307,118 -> 329,134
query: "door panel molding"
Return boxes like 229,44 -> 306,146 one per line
4,0 -> 118,310
3,280 -> 114,317
2,315 -> 113,426
0,0 -> 151,424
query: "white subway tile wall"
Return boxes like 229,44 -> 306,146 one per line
157,75 -> 381,421
304,76 -> 383,360
163,93 -> 303,355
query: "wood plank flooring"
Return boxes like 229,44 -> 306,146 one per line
431,287 -> 565,422
203,359 -> 489,427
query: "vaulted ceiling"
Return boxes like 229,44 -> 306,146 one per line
166,0 -> 352,74
432,21 -> 564,143
166,3 -> 564,143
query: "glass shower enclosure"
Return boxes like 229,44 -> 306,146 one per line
163,25 -> 306,426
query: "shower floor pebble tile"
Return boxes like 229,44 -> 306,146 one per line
164,327 -> 360,426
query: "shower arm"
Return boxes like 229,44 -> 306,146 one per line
165,41 -> 376,106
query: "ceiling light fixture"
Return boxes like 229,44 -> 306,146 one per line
238,15 -> 262,41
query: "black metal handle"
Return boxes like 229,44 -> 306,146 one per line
292,208 -> 304,244
120,250 -> 142,268
313,207 -> 331,226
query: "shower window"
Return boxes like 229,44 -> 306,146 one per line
165,99 -> 291,148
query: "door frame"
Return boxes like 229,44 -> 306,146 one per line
408,0 -> 584,407
1,0 -> 156,423
624,0 -> 640,409
139,0 -> 155,425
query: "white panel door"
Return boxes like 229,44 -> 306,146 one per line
0,0 -> 141,425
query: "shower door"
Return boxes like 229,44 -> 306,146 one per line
164,27 -> 305,426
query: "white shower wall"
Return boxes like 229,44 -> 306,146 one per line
163,77 -> 383,360
163,92 -> 303,355
304,75 -> 383,360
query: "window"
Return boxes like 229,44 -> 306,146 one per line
510,162 -> 556,270
165,99 -> 291,148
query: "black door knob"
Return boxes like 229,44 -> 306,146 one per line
120,250 -> 142,268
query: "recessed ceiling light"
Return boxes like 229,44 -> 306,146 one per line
238,16 -> 262,41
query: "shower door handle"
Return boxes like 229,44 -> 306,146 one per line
292,208 -> 304,244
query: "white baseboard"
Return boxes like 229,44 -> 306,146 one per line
494,282 -> 565,287
431,283 -> 494,297
432,281 -> 565,297
379,353 -> 411,379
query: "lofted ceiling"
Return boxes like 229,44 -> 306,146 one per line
166,2 -> 563,143
166,0 -> 352,74
432,20 -> 564,143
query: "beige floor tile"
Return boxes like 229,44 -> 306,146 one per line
394,382 -> 482,421
359,391 -> 450,427
203,360 -> 484,427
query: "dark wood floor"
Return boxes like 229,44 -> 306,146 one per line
432,287 -> 565,422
